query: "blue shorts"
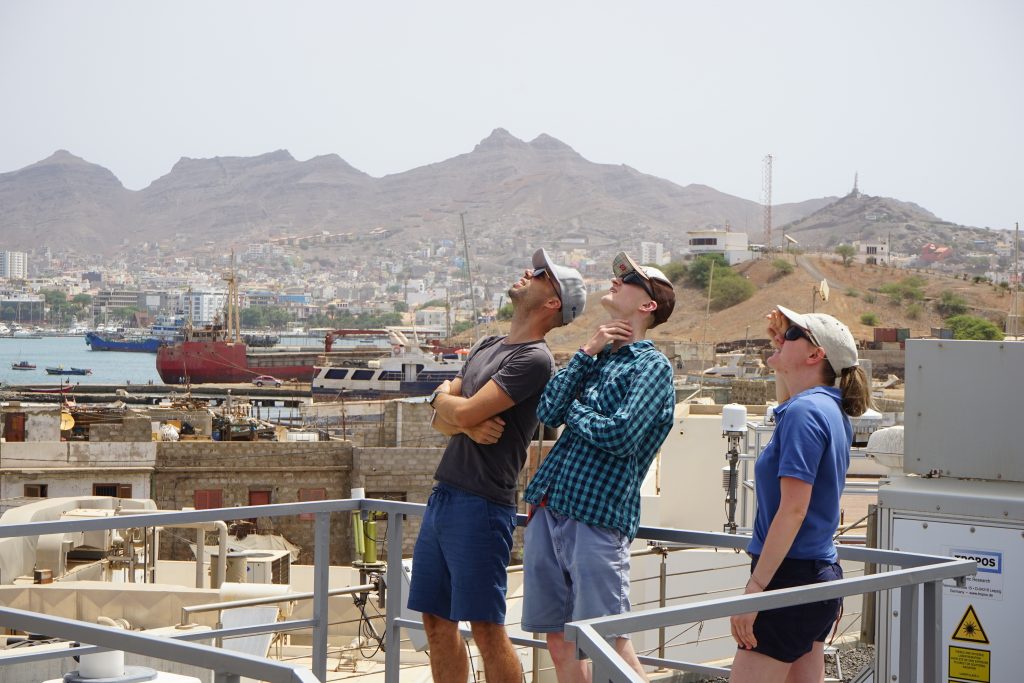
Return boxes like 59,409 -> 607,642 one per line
521,507 -> 631,634
747,555 -> 843,663
407,483 -> 518,624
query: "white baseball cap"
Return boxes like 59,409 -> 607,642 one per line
776,304 -> 859,375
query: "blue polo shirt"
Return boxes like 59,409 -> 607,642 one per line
747,386 -> 851,563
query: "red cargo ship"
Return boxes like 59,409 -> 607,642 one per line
155,266 -> 393,385
155,324 -> 393,385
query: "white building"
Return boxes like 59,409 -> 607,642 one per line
181,291 -> 228,325
0,251 -> 28,280
686,230 -> 752,265
640,242 -> 671,266
853,240 -> 889,265
415,306 -> 453,328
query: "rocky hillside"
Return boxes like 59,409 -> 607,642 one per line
779,189 -> 994,253
0,129 -> 831,253
535,254 -> 1017,354
0,150 -> 133,249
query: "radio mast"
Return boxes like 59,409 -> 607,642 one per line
762,154 -> 773,253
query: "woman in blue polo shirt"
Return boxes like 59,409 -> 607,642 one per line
729,305 -> 871,682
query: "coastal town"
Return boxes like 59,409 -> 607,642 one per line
1,3 -> 1022,681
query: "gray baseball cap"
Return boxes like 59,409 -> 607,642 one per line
777,304 -> 859,375
533,248 -> 586,326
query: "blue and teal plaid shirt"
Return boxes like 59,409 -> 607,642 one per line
524,340 -> 675,539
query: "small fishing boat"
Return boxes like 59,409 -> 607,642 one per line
26,385 -> 75,394
45,366 -> 93,376
10,360 -> 36,371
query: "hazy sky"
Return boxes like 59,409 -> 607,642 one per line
2,1 -> 1021,229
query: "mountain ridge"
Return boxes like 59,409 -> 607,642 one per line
0,129 -> 978,254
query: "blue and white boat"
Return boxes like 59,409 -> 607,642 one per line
150,314 -> 187,340
311,330 -> 465,400
85,331 -> 164,353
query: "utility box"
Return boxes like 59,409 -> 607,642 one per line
876,476 -> 1024,683
903,339 -> 1024,482
875,339 -> 1024,682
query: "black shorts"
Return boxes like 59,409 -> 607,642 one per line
746,555 -> 843,664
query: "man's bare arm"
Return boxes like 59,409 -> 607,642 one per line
430,378 -> 506,444
433,379 -> 515,429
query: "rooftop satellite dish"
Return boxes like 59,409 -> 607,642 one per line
60,412 -> 75,431
819,279 -> 830,302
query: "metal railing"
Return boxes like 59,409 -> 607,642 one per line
0,498 -> 976,683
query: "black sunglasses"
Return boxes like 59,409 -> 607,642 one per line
784,325 -> 820,346
621,271 -> 656,300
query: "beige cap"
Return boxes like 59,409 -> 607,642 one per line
776,304 -> 859,375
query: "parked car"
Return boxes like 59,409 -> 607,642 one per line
252,375 -> 282,387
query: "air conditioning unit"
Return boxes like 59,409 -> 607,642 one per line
246,549 -> 292,585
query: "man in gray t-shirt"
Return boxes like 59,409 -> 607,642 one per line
432,334 -> 553,505
408,249 -> 585,683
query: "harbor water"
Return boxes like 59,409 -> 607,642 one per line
0,336 -> 164,386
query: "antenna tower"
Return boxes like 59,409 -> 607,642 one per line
222,250 -> 240,343
459,212 -> 478,345
762,154 -> 773,253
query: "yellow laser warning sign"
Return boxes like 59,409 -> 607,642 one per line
948,645 -> 990,682
952,605 -> 990,644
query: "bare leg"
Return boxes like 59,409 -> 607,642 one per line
423,613 -> 468,683
547,633 -> 646,683
470,621 -> 522,683
613,637 -> 647,681
785,641 -> 826,683
547,631 -> 588,683
729,648 -> 791,683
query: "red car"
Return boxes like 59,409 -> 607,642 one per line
252,375 -> 282,387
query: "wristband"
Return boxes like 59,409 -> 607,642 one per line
748,574 -> 766,590
579,346 -> 597,360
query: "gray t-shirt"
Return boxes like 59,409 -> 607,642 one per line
433,335 -> 554,506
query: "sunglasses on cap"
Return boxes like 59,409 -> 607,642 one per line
784,325 -> 821,346
621,270 -> 656,300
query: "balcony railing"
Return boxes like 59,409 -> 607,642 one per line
0,498 -> 975,682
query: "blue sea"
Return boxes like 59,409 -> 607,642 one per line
0,336 -> 164,387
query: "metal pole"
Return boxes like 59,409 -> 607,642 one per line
460,212 -> 477,346
658,549 -> 667,660
897,583 -> 919,683
312,512 -> 331,682
861,504 -> 877,645
384,512 -> 405,683
922,580 -> 942,682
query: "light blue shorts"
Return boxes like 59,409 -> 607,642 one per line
521,507 -> 631,634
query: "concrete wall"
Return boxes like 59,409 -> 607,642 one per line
68,441 -> 157,466
0,470 -> 152,501
0,404 -> 62,441
861,348 -> 905,377
729,379 -> 777,405
153,441 -> 355,566
90,416 -> 153,442
1,440 -> 156,500
0,440 -> 69,466
381,401 -> 449,448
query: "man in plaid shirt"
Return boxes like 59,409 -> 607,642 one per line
522,251 -> 677,682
